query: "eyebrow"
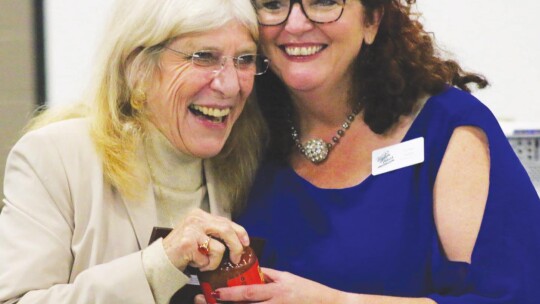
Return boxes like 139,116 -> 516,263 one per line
182,46 -> 259,56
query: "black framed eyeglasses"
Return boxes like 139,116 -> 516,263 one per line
164,47 -> 270,76
252,0 -> 346,26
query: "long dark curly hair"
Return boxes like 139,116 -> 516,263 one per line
255,0 -> 488,163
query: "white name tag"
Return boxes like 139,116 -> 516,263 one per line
372,137 -> 424,176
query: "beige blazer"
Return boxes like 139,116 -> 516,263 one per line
0,118 -> 230,304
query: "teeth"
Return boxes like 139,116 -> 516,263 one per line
190,105 -> 230,118
285,45 -> 323,56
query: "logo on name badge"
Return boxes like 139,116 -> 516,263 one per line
376,150 -> 395,168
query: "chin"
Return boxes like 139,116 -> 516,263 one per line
189,144 -> 225,159
281,71 -> 322,92
285,77 -> 321,92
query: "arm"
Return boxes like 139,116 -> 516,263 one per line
433,126 -> 489,264
0,131 -> 155,304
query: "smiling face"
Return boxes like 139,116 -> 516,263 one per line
260,1 -> 380,94
145,21 -> 257,158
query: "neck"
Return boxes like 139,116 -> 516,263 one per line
289,69 -> 356,124
145,123 -> 203,192
289,84 -> 355,138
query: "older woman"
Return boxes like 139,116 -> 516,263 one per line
0,0 -> 268,303
206,0 -> 540,303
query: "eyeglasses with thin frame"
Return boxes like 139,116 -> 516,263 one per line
163,47 -> 270,76
253,0 -> 346,26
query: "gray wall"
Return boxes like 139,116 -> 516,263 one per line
0,0 -> 36,209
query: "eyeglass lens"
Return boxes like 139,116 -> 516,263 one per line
191,51 -> 269,75
164,47 -> 270,76
253,0 -> 346,26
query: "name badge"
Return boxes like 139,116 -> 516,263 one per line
372,137 -> 424,176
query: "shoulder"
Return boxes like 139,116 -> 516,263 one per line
15,118 -> 93,155
21,118 -> 91,142
9,118 -> 99,177
416,86 -> 504,145
426,86 -> 492,120
428,88 -> 491,165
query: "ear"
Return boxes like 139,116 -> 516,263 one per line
364,7 -> 384,45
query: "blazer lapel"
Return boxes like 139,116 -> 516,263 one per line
204,160 -> 231,219
121,184 -> 157,249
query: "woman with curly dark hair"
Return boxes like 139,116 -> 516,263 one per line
197,0 -> 540,303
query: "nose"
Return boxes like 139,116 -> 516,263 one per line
284,3 -> 314,34
210,59 -> 241,98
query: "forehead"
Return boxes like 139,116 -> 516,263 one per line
171,21 -> 257,51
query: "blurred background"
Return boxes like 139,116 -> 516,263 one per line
1,0 -> 39,198
1,0 -> 540,202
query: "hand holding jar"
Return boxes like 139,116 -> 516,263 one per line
197,244 -> 265,304
162,208 -> 249,272
194,267 -> 345,304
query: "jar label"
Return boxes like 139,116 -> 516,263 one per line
227,260 -> 265,286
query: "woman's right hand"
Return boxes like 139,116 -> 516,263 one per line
162,208 -> 250,272
193,267 -> 347,304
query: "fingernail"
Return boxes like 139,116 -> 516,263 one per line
243,235 -> 250,246
211,290 -> 220,299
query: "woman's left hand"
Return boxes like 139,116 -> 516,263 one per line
194,267 -> 347,304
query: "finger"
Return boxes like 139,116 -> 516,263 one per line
162,225 -> 204,270
215,284 -> 272,302
193,294 -> 207,304
188,234 -> 214,269
230,221 -> 250,246
197,236 -> 211,256
185,210 -> 248,264
260,267 -> 283,280
199,239 -> 226,271
204,219 -> 245,264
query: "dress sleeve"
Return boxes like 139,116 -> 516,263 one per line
427,216 -> 540,304
0,131 -> 155,304
426,102 -> 540,303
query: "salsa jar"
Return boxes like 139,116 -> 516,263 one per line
197,246 -> 265,304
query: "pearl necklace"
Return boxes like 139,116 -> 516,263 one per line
290,104 -> 361,164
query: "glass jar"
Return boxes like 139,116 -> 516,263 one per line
197,246 -> 265,304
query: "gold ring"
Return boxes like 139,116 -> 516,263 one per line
198,237 -> 211,255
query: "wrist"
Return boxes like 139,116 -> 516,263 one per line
162,237 -> 188,271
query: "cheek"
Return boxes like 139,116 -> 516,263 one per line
241,77 -> 255,96
166,70 -> 207,109
260,27 -> 280,53
165,65 -> 191,96
232,79 -> 253,119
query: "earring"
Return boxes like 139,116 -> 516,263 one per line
130,88 -> 147,111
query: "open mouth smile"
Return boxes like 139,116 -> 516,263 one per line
188,104 -> 231,124
281,45 -> 326,56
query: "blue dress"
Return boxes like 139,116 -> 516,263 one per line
236,87 -> 540,303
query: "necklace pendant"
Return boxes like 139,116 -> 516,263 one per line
303,138 -> 329,163
289,101 -> 361,165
